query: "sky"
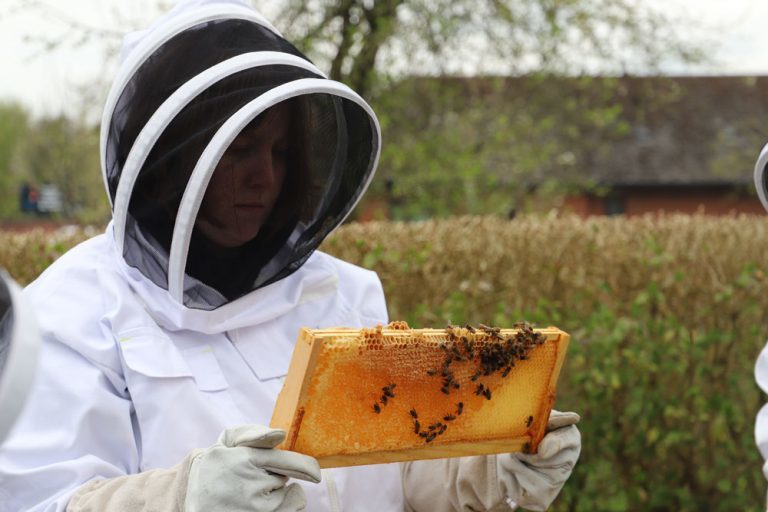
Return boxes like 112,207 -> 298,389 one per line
1,0 -> 767,119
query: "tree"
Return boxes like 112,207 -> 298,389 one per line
0,103 -> 31,218
8,0 -> 705,221
272,0 -> 703,219
15,116 -> 108,223
273,0 -> 702,98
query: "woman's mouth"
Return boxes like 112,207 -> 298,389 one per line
235,203 -> 265,211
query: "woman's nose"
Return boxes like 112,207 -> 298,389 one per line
237,147 -> 277,187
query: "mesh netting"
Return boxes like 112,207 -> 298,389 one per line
105,18 -> 378,309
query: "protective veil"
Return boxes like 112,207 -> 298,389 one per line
103,0 -> 379,310
0,1 -> 402,511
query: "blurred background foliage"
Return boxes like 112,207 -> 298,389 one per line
2,214 -> 767,510
0,0 -> 704,225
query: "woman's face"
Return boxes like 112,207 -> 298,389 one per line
197,103 -> 291,248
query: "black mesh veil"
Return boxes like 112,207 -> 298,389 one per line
105,17 -> 379,310
757,142 -> 768,212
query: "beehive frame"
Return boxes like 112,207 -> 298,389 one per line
271,324 -> 570,468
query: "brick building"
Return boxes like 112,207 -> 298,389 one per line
558,76 -> 768,216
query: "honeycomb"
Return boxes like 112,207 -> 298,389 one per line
270,322 -> 569,468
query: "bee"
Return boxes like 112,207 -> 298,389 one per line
526,416 -> 533,428
426,433 -> 436,443
438,424 -> 448,435
418,432 -> 429,438
457,402 -> 464,415
451,381 -> 460,389
441,386 -> 449,395
482,388 -> 492,400
475,383 -> 485,396
428,423 -> 439,431
373,403 -> 381,414
479,323 -> 500,335
501,366 -> 512,378
414,420 -> 421,434
465,324 -> 476,333
383,386 -> 395,398
380,395 -> 388,405
410,408 -> 418,419
443,414 -> 456,421
470,371 -> 481,382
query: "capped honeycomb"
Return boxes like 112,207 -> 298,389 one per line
270,322 -> 570,468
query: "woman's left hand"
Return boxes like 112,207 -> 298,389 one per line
497,410 -> 582,511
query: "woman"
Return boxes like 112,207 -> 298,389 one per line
0,1 -> 580,510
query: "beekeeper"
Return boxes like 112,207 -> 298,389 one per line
0,1 -> 580,511
754,144 -> 768,508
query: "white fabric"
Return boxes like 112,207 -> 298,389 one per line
754,142 -> 768,212
0,272 -> 40,445
755,341 -> 768,482
752,142 -> 768,489
0,230 -> 403,512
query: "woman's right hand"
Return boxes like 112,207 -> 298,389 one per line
67,425 -> 320,512
185,425 -> 321,512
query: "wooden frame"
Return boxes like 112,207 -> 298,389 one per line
271,326 -> 570,468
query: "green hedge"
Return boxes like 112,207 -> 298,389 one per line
2,214 -> 767,510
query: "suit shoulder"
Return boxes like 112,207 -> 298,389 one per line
313,251 -> 388,324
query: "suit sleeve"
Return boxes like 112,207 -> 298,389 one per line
0,275 -> 139,512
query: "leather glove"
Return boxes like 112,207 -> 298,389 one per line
186,425 -> 321,511
498,411 -> 581,511
67,425 -> 321,512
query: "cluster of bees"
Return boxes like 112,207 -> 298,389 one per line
408,403 -> 464,443
372,383 -> 397,414
371,322 -> 547,445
